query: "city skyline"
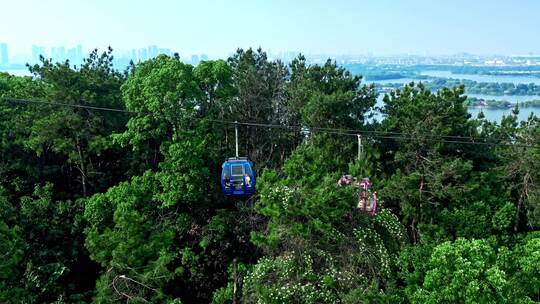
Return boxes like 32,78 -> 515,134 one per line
0,42 -> 208,67
2,41 -> 540,71
1,0 -> 540,61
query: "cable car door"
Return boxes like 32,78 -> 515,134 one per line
230,163 -> 245,195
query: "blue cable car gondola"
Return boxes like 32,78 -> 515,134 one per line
221,157 -> 255,197
220,122 -> 256,197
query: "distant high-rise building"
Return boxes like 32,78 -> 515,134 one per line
51,47 -> 58,61
191,54 -> 199,65
64,45 -> 83,65
50,46 -> 69,62
58,47 -> 66,62
32,45 -> 47,62
148,45 -> 158,58
67,47 -> 76,63
76,45 -> 83,63
0,43 -> 8,66
138,48 -> 148,61
200,54 -> 209,61
32,45 -> 41,63
159,48 -> 171,57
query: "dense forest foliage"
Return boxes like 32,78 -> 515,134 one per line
0,48 -> 539,303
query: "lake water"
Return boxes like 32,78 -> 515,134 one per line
364,70 -> 540,122
469,107 -> 535,122
424,72 -> 540,121
420,70 -> 540,85
373,94 -> 536,123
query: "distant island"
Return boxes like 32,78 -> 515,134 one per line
377,78 -> 540,96
465,97 -> 540,109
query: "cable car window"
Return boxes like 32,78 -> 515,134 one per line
231,165 -> 243,177
244,165 -> 252,176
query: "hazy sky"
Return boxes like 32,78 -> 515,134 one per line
1,0 -> 540,58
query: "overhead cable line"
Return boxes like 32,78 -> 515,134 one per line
2,97 -> 539,149
223,121 -> 537,148
4,97 -> 142,115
